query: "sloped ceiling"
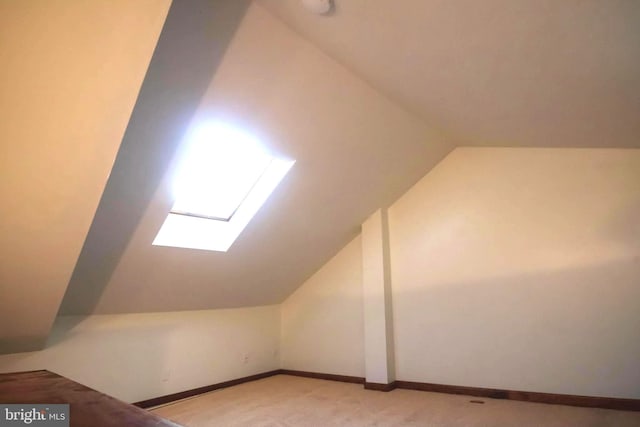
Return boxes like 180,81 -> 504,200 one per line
0,0 -> 170,353
6,0 -> 640,340
259,0 -> 640,148
60,2 -> 451,314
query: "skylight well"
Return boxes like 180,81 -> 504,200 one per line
153,123 -> 294,252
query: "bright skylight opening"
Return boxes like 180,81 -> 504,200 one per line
153,123 -> 295,252
170,126 -> 274,221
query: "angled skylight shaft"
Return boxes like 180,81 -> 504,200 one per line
153,123 -> 294,252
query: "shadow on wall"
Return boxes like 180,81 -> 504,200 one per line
393,256 -> 640,399
57,0 -> 252,316
0,316 -> 175,403
0,307 -> 281,402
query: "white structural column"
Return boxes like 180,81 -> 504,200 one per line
361,208 -> 395,386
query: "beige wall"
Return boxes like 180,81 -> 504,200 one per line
0,0 -> 170,352
279,147 -> 640,399
0,306 -> 280,403
390,147 -> 640,398
280,236 -> 365,377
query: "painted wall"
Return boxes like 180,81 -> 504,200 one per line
0,0 -> 170,353
280,236 -> 365,377
0,306 -> 280,403
278,147 -> 640,399
390,147 -> 640,398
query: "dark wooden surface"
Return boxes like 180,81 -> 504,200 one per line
0,370 -> 182,426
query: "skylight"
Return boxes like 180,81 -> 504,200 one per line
153,123 -> 294,252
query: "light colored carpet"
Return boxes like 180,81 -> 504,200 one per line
151,375 -> 640,427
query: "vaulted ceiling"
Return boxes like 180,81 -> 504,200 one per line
260,0 -> 640,148
0,0 -> 171,353
59,2 -> 450,314
2,0 -> 639,353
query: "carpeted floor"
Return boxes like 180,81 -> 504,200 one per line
151,375 -> 640,427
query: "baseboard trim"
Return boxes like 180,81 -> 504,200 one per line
364,381 -> 397,392
133,370 -> 280,409
395,380 -> 640,412
134,369 -> 640,412
279,369 -> 364,384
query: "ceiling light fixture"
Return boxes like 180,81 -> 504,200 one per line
301,0 -> 332,15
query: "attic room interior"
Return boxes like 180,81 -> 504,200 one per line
0,0 -> 639,426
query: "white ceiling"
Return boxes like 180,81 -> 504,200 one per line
59,0 -> 640,314
4,0 -> 639,339
0,0 -> 170,353
259,0 -> 640,148
60,3 -> 451,314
